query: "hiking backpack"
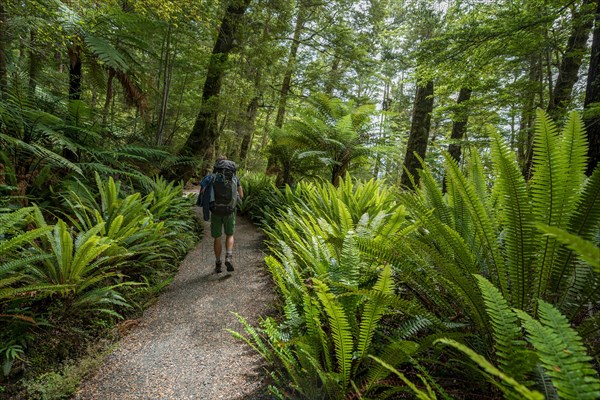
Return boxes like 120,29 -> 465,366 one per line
209,159 -> 238,216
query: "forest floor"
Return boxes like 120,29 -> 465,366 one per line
73,214 -> 276,400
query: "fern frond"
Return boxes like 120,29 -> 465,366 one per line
369,355 -> 439,400
538,225 -> 600,272
356,264 -> 394,360
516,300 -> 600,399
530,109 -> 571,301
314,278 -> 354,390
475,275 -> 533,382
443,151 -> 505,294
436,338 -> 544,399
490,131 -> 536,309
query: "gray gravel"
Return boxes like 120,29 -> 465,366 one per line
74,216 -> 276,400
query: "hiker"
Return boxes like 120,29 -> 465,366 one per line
199,156 -> 244,273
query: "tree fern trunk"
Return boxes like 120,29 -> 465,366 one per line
401,80 -> 434,190
585,0 -> 600,176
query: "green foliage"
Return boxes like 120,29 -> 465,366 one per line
435,339 -> 544,400
517,300 -> 600,400
269,94 -> 376,185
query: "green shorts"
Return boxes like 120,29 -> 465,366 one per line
210,213 -> 236,237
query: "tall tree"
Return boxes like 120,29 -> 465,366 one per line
443,87 -> 472,193
175,0 -> 252,179
0,2 -> 8,95
546,0 -> 596,121
585,0 -> 600,176
400,79 -> 434,189
274,0 -> 306,129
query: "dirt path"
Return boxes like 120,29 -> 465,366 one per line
74,216 -> 275,400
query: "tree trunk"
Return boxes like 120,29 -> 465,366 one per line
443,87 -> 472,193
28,30 -> 42,97
102,68 -> 115,126
275,2 -> 305,129
0,3 -> 9,95
239,92 -> 260,163
267,0 -> 307,176
325,53 -> 341,96
68,44 -> 82,100
546,0 -> 595,121
157,24 -> 176,146
521,55 -> 543,179
447,88 -> 473,163
173,0 -> 252,181
585,0 -> 600,176
400,80 -> 434,190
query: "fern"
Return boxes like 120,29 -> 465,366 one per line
356,265 -> 394,360
435,338 -> 544,400
516,300 -> 600,399
443,151 -> 506,294
538,225 -> 600,272
475,275 -> 533,383
369,355 -> 439,400
314,278 -> 354,390
490,131 -> 535,309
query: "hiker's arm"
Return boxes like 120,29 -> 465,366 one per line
237,184 -> 244,200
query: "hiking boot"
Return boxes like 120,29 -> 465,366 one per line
225,258 -> 234,272
215,261 -> 222,273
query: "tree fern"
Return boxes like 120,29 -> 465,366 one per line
516,300 -> 600,399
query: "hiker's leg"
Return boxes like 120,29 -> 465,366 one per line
223,214 -> 236,254
214,236 -> 222,259
224,214 -> 236,271
211,215 -> 224,261
225,234 -> 234,253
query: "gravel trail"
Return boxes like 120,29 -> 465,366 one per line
74,216 -> 275,400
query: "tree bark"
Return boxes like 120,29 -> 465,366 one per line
239,89 -> 260,163
521,55 -> 543,179
28,30 -> 42,97
0,3 -> 9,95
443,87 -> 472,193
174,0 -> 252,180
447,88 -> 473,163
102,68 -> 115,126
267,0 -> 307,176
585,0 -> 600,176
546,0 -> 595,121
157,24 -> 176,146
274,2 -> 305,129
400,80 -> 434,190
